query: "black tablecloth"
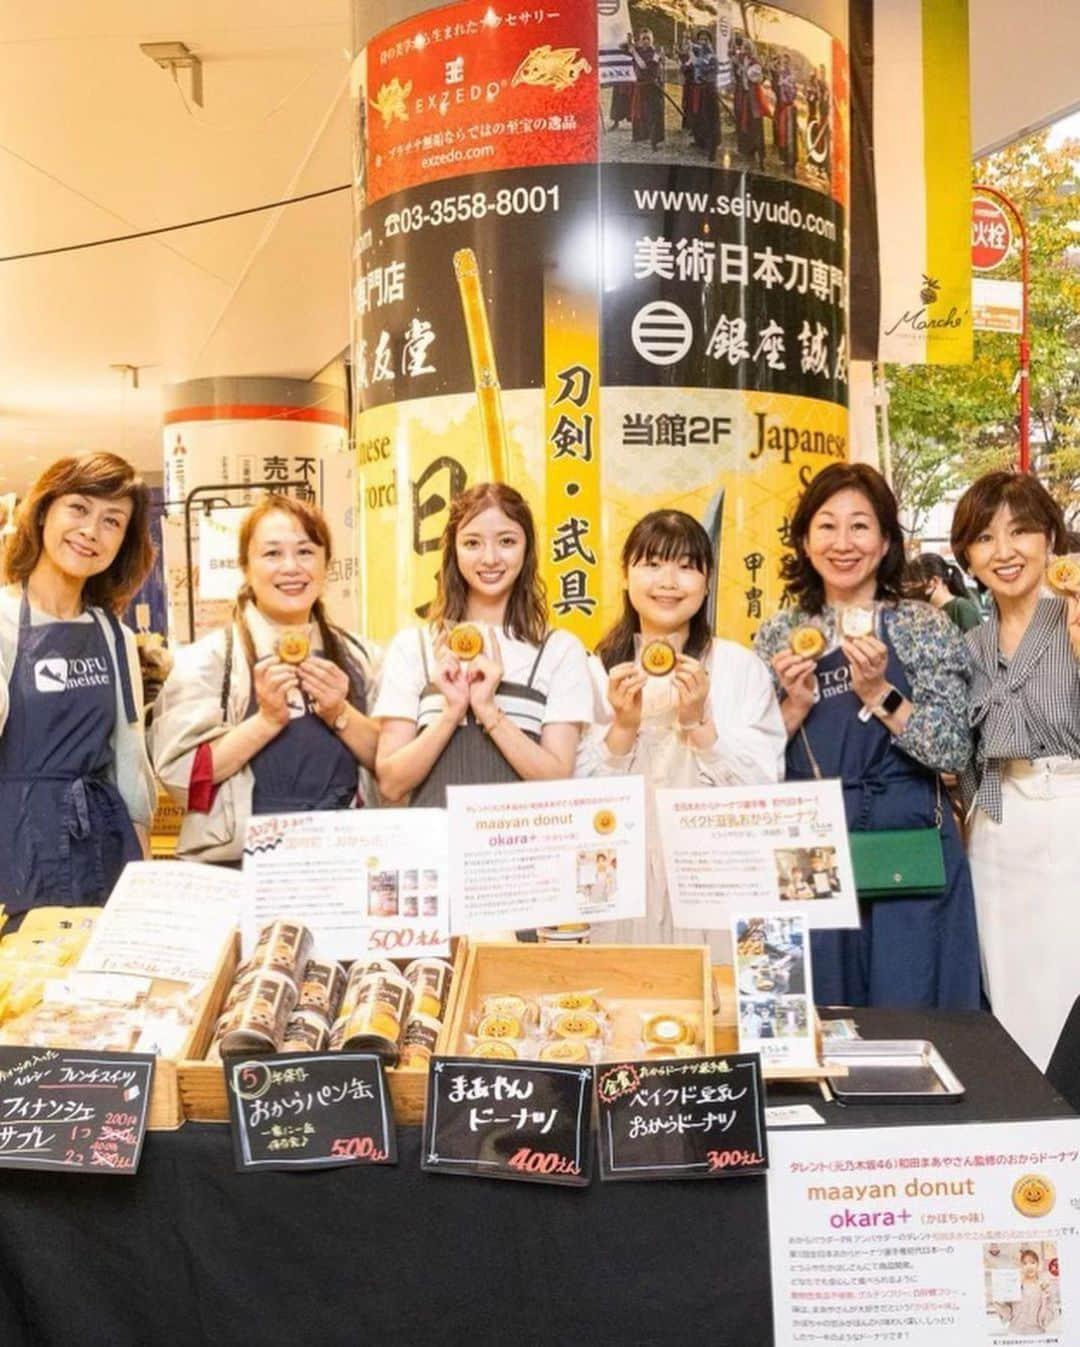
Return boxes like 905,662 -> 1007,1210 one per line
0,1010 -> 1073,1347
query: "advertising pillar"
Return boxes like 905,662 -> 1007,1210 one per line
161,377 -> 357,642
353,1 -> 849,646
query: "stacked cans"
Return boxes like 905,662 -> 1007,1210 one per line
213,922 -> 343,1058
329,956 -> 454,1067
210,925 -> 454,1069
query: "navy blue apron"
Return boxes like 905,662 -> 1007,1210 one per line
246,674 -> 359,815
0,593 -> 142,911
786,615 -> 980,1009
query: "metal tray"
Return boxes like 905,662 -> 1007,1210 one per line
822,1039 -> 965,1104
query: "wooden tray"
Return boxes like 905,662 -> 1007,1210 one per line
147,929 -> 240,1130
176,941 -> 466,1127
447,942 -> 714,1058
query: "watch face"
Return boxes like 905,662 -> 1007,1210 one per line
880,688 -> 903,714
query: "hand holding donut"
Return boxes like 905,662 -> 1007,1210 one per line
253,657 -> 299,728
607,662 -> 647,732
298,655 -> 350,728
771,649 -> 817,717
842,634 -> 889,707
673,654 -> 710,728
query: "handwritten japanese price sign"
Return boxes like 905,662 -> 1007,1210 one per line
225,1053 -> 397,1173
596,1054 -> 768,1182
422,1056 -> 594,1187
0,1047 -> 154,1175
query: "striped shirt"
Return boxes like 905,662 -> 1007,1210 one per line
962,595 -> 1080,822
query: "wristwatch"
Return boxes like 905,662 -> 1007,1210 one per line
858,684 -> 903,722
331,707 -> 349,733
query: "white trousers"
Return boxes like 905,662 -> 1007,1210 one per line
970,757 -> 1080,1071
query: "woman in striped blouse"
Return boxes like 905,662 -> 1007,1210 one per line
951,471 -> 1080,1069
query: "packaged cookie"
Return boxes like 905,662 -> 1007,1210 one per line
465,1036 -> 520,1060
403,957 -> 453,1020
837,603 -> 877,640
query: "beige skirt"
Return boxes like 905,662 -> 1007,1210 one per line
969,757 -> 1080,1070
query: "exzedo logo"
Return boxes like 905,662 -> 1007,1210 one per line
34,658 -> 69,693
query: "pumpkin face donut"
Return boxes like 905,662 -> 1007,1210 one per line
447,623 -> 484,660
475,1012 -> 522,1041
551,992 -> 597,1013
276,629 -> 310,664
641,638 -> 677,676
551,1010 -> 601,1040
789,624 -> 826,660
471,1039 -> 517,1060
539,1039 -> 589,1063
1046,557 -> 1080,595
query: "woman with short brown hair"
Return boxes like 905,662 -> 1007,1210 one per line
0,452 -> 155,910
151,494 -> 379,863
951,470 -> 1080,1067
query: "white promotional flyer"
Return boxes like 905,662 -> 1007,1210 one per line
658,780 -> 859,931
242,809 -> 449,960
446,777 -> 646,935
768,1118 -> 1080,1345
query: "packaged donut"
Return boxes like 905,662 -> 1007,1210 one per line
640,637 -> 677,677
639,1010 -> 700,1053
472,1008 -> 528,1044
276,628 -> 310,665
538,990 -> 608,1037
837,604 -> 876,640
465,1036 -> 521,1060
477,993 -> 538,1028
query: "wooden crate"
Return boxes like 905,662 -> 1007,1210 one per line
177,941 -> 466,1127
447,942 -> 714,1059
147,929 -> 240,1130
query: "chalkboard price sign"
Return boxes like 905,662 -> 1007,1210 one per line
226,1052 -> 397,1172
596,1054 -> 768,1181
422,1056 -> 594,1187
0,1046 -> 154,1175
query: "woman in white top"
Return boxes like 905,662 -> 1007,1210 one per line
151,495 -> 379,863
951,470 -> 1080,1068
375,483 -> 592,806
0,452 -> 155,912
577,508 -> 786,952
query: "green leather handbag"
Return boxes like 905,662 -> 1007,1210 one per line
799,729 -> 946,899
848,827 -> 946,898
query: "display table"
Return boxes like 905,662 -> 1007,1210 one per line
0,1009 -> 1073,1347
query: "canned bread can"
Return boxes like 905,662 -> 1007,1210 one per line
340,970 -> 413,1062
298,959 -> 346,1020
248,920 -> 313,980
339,958 -> 399,1021
403,957 -> 453,1020
398,1012 -> 442,1068
218,970 -> 298,1055
281,1009 -> 330,1054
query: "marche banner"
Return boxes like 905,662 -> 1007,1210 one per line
352,0 -> 851,648
849,0 -> 973,364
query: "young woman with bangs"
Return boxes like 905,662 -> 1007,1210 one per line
951,471 -> 1080,1067
0,452 -> 156,910
374,483 -> 592,807
151,495 -> 379,863
577,509 -> 786,951
753,463 -> 979,1009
